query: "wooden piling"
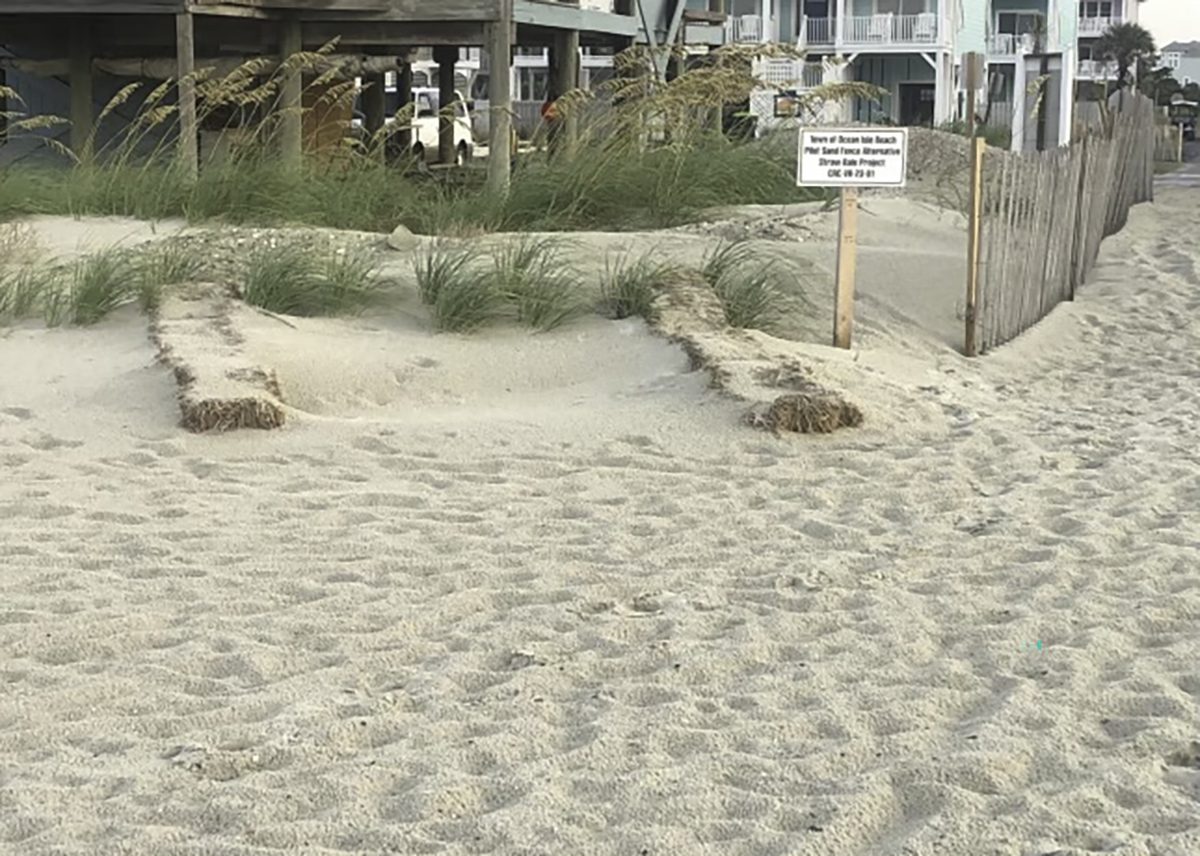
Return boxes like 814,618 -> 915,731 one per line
486,7 -> 513,195
175,12 -> 198,181
279,17 -> 303,168
69,20 -> 93,161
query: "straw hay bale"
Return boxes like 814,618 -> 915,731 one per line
650,271 -> 863,435
150,282 -> 286,432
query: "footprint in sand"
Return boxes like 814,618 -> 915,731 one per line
2,407 -> 34,422
1166,741 -> 1200,771
22,433 -> 83,451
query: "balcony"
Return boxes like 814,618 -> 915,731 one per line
725,14 -> 764,43
755,57 -> 826,89
986,32 -> 1036,57
842,13 -> 942,47
1078,59 -> 1119,79
1078,15 -> 1121,37
798,15 -> 835,47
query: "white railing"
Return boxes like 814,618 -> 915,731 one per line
843,13 -> 941,46
1078,15 -> 1119,36
986,32 -> 1036,56
753,58 -> 823,90
1078,59 -> 1120,79
799,16 -> 835,46
725,14 -> 764,43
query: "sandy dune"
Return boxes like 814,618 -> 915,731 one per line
1,186 -> 1199,856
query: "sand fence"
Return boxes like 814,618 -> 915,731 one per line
965,94 -> 1156,355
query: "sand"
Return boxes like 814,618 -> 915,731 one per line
1,184 -> 1199,856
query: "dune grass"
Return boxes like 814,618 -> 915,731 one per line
239,239 -> 381,317
598,251 -> 677,322
0,265 -> 55,323
132,242 -> 205,311
487,237 -> 583,331
414,238 -> 583,333
702,239 -> 794,333
0,43 -> 863,237
413,243 -> 500,333
62,250 -> 135,326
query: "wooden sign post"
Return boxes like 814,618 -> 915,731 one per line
798,127 -> 908,349
833,187 -> 859,349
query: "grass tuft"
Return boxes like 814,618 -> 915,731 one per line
701,239 -> 758,288
413,242 -> 499,333
598,251 -> 675,322
240,240 -> 380,316
0,264 -> 58,323
488,237 -> 582,331
132,243 -> 205,311
702,239 -> 790,332
64,249 -> 135,326
711,265 -> 785,331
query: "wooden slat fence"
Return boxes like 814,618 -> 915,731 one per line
967,94 -> 1155,354
1154,124 -> 1183,163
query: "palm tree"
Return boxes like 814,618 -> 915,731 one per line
1093,22 -> 1157,89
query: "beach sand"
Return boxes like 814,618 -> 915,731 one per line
1,187 -> 1198,855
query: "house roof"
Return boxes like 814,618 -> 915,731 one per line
1163,41 -> 1200,57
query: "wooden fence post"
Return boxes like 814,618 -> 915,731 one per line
1069,133 -> 1090,299
964,136 -> 985,357
832,186 -> 859,350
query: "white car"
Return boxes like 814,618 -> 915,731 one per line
352,88 -> 475,166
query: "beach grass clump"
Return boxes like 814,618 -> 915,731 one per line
598,251 -> 677,322
131,243 -> 206,311
49,249 -> 136,326
0,264 -> 57,323
239,239 -> 381,317
702,240 -> 790,332
413,242 -> 500,333
487,236 -> 582,331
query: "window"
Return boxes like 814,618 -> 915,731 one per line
997,12 -> 1044,35
1078,1 -> 1112,18
1164,53 -> 1182,70
517,68 -> 548,102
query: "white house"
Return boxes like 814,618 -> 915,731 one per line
1075,0 -> 1143,82
984,0 -> 1076,148
718,0 -> 981,128
697,0 -> 1080,149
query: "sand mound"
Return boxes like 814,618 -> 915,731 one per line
149,283 -> 286,432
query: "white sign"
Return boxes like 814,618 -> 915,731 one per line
797,128 -> 908,188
